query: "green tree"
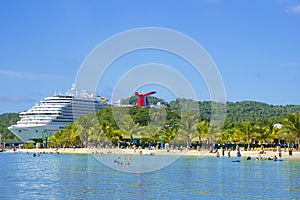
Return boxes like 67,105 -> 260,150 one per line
280,112 -> 300,150
141,124 -> 161,143
75,113 -> 97,147
256,121 -> 277,144
197,121 -> 209,144
162,126 -> 176,143
0,113 -> 20,141
178,113 -> 199,148
130,107 -> 150,126
117,115 -> 142,143
87,122 -> 106,147
48,123 -> 82,148
207,123 -> 222,145
49,129 -> 63,148
219,128 -> 235,144
104,125 -> 122,146
65,123 -> 81,147
235,121 -> 258,150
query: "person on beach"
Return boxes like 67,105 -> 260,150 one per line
228,150 -> 231,158
279,150 -> 282,158
222,148 -> 225,157
216,151 -> 220,158
288,148 -> 293,158
284,143 -> 288,152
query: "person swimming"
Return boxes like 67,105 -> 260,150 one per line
268,156 -> 273,160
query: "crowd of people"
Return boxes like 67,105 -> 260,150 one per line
214,147 -> 294,161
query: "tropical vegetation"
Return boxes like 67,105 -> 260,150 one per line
1,99 -> 300,150
0,113 -> 20,141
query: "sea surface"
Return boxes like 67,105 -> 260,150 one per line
0,153 -> 299,200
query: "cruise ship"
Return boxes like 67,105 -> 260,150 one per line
8,85 -> 107,142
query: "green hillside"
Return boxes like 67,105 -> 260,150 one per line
0,113 -> 20,141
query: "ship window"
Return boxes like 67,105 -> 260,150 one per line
19,130 -> 21,132
35,130 -> 38,133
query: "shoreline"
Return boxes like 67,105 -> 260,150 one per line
3,148 -> 300,160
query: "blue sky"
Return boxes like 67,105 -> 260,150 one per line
0,0 -> 299,114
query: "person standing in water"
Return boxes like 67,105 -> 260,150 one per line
237,149 -> 241,160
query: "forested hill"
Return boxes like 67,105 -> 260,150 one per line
0,113 -> 20,141
122,97 -> 300,122
168,99 -> 300,122
225,101 -> 300,122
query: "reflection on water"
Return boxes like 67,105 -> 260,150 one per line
0,153 -> 299,199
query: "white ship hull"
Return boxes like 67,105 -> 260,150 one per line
8,123 -> 66,142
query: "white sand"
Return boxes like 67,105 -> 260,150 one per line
5,148 -> 300,160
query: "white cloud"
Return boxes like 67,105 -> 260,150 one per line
0,95 -> 35,103
286,4 -> 300,14
0,69 -> 63,80
281,62 -> 300,67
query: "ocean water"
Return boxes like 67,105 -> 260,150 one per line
0,153 -> 299,200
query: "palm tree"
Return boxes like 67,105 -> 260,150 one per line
117,115 -> 142,143
271,124 -> 285,144
235,121 -> 257,151
219,128 -> 235,144
256,122 -> 276,144
87,121 -> 105,147
178,113 -> 199,148
280,112 -> 300,150
197,121 -> 209,145
149,107 -> 167,128
141,124 -> 161,142
49,129 -> 63,148
75,113 -> 97,147
207,123 -> 221,145
162,126 -> 176,143
64,123 -> 81,147
104,125 -> 122,146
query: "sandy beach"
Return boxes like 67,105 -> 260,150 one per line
4,148 -> 300,160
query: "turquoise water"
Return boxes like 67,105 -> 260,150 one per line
0,153 -> 299,199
